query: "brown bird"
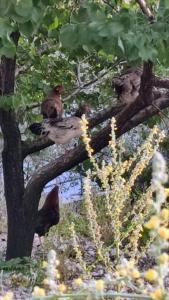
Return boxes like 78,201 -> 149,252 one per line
35,186 -> 60,237
29,104 -> 92,144
41,85 -> 64,120
112,67 -> 142,104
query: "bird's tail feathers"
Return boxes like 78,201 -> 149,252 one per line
29,123 -> 43,135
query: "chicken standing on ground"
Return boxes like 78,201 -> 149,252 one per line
35,186 -> 60,238
29,104 -> 91,144
41,84 -> 64,120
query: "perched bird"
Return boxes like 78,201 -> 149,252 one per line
112,67 -> 142,104
29,104 -> 91,144
35,186 -> 60,237
41,84 -> 64,120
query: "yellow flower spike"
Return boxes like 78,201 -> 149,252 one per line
107,165 -> 113,174
160,208 -> 169,220
58,283 -> 67,293
32,286 -> 46,297
150,288 -> 164,300
158,227 -> 169,240
131,269 -> 140,279
43,278 -> 49,285
2,292 -> 13,300
145,216 -> 160,230
159,253 -> 169,264
55,259 -> 60,266
74,278 -> 83,286
95,279 -> 104,292
164,188 -> 169,197
42,260 -> 48,268
118,268 -> 128,277
56,272 -> 61,279
144,269 -> 158,281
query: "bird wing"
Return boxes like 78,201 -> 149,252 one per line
41,117 -> 82,144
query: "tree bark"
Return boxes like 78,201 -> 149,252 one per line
1,109 -> 25,259
0,32 -> 36,259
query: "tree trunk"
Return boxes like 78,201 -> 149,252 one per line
1,109 -> 25,259
0,32 -> 38,259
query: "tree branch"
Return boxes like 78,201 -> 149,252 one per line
153,76 -> 169,89
136,0 -> 153,19
119,95 -> 169,134
26,94 -> 169,193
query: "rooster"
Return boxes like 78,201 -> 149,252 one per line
35,186 -> 60,237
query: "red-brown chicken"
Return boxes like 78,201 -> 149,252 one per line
41,85 -> 64,120
35,186 -> 60,237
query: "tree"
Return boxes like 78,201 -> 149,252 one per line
1,0 -> 169,259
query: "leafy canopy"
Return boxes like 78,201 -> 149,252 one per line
1,1 -> 169,121
60,1 -> 169,65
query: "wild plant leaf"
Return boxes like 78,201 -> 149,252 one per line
0,0 -> 11,16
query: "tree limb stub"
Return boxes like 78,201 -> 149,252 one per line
139,61 -> 153,105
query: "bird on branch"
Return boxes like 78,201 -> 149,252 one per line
41,84 -> 64,120
29,104 -> 91,144
112,67 -> 143,104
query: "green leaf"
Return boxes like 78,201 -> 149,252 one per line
60,24 -> 78,49
48,28 -> 59,39
0,36 -> 16,58
15,0 -> 33,18
0,17 -> 13,38
160,0 -> 169,9
49,16 -> 59,30
118,37 -> 125,53
0,0 -> 11,16
9,10 -> 30,23
138,45 -> 158,61
71,7 -> 89,23
110,22 -> 124,35
82,44 -> 92,53
31,7 -> 44,23
19,21 -> 34,36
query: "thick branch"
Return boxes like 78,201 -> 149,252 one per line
119,95 -> 169,134
153,76 -> 169,89
26,94 -> 169,193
